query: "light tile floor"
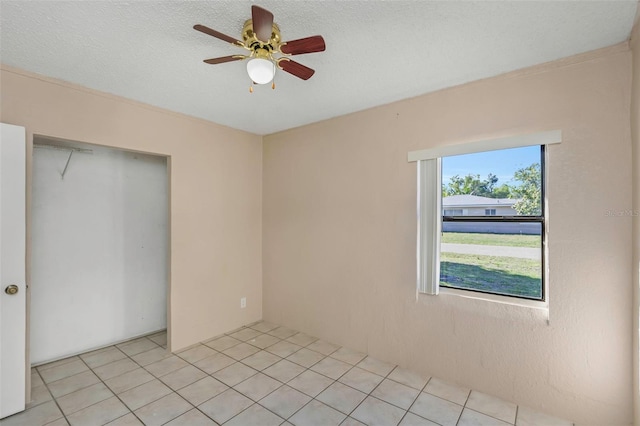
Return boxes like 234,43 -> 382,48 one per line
2,322 -> 574,426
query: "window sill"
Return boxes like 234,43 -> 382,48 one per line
419,286 -> 550,324
439,286 -> 547,308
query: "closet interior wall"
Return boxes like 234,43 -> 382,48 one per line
30,137 -> 169,364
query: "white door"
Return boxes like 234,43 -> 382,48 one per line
0,123 -> 26,419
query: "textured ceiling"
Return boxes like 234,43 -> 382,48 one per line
1,1 -> 637,135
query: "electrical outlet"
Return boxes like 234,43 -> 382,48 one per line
240,297 -> 246,308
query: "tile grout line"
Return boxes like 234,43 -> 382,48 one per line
115,337 -> 214,426
341,358 -> 397,424
394,367 -> 432,426
33,341 -> 155,424
192,326 -> 313,425
171,327 -> 312,425
270,351 -> 373,424
216,327 -> 351,424
49,335 -> 194,425
74,341 -> 151,425
38,368 -> 94,399
120,337 -> 195,426
225,330 -> 315,423
454,388 -> 472,425
170,342 -> 250,425
168,333 -> 261,421
113,335 -> 213,426
34,355 -> 80,372
152,341 -> 232,426
34,366 -> 70,425
285,348 -> 363,420
241,335 -> 428,424
460,393 -> 518,425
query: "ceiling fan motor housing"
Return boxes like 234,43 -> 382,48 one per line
242,19 -> 281,53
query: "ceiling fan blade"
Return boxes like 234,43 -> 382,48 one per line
194,24 -> 242,45
203,55 -> 244,65
252,5 -> 274,42
279,59 -> 315,80
281,36 -> 326,55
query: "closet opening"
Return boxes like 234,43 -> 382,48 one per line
30,136 -> 170,365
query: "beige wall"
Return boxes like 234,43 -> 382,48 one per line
263,45 -> 634,424
0,65 -> 263,352
630,13 -> 640,426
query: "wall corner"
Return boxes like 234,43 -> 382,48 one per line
630,6 -> 640,425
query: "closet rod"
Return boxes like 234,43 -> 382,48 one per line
33,143 -> 93,180
61,151 -> 73,179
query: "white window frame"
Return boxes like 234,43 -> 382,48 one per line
409,130 -> 561,296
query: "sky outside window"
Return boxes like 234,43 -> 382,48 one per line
442,145 -> 540,187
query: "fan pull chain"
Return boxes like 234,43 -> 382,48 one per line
248,81 -> 275,92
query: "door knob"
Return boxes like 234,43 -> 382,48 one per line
5,285 -> 18,295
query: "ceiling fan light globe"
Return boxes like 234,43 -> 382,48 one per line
247,58 -> 275,85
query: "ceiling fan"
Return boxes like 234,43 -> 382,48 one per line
194,5 -> 326,91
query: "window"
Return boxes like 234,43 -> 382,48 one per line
410,130 -> 561,303
440,146 -> 544,300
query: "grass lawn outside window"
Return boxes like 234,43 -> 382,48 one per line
439,232 -> 542,299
